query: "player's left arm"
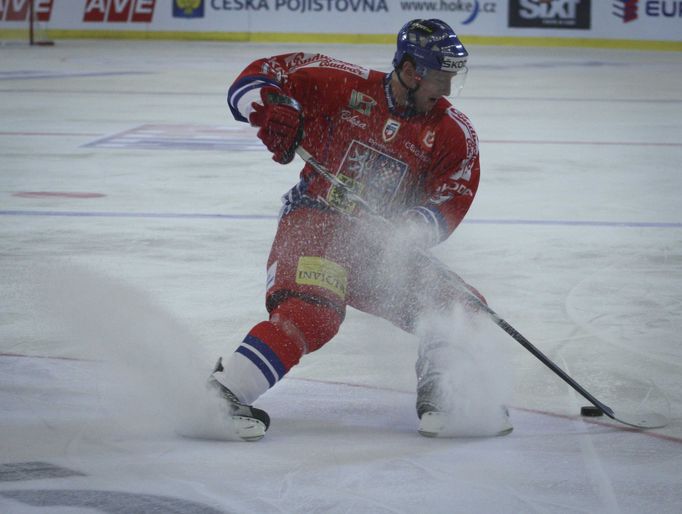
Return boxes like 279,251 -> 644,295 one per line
401,110 -> 481,246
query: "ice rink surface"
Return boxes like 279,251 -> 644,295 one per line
1,39 -> 682,512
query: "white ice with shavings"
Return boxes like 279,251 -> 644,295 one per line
1,40 -> 681,513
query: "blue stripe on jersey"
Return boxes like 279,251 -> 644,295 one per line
427,205 -> 449,242
242,334 -> 288,379
235,345 -> 277,387
279,178 -> 328,218
411,205 -> 448,244
227,76 -> 280,122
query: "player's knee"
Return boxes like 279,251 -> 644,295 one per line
270,296 -> 342,354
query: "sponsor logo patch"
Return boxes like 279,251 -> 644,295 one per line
348,90 -> 377,116
340,110 -> 368,130
83,0 -> 156,23
173,0 -> 203,18
613,0 -> 681,23
508,0 -> 591,29
422,129 -> 435,149
1,0 -> 53,21
613,0 -> 639,22
326,173 -> 363,214
295,257 -> 347,299
318,58 -> 370,79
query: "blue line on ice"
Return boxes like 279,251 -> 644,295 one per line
1,210 -> 680,228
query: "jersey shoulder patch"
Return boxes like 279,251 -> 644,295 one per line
289,53 -> 370,80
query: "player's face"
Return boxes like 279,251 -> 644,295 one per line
414,68 -> 467,113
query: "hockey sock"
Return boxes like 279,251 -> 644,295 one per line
214,321 -> 302,405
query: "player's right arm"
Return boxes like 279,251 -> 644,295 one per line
227,54 -> 312,163
228,56 -> 287,123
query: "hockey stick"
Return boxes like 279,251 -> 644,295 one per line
296,146 -> 669,430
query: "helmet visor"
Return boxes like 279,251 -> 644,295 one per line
420,66 -> 468,101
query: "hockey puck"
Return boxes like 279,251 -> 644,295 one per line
580,406 -> 603,417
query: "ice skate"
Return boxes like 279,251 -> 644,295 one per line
416,368 -> 512,438
415,369 -> 450,438
417,407 -> 513,438
208,358 -> 270,442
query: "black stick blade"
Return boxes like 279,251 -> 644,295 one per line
608,410 -> 669,429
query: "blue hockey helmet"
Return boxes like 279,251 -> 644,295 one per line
392,19 -> 468,77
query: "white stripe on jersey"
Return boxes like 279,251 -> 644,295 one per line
229,79 -> 280,121
446,107 -> 479,182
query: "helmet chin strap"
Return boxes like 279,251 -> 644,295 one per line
393,68 -> 420,117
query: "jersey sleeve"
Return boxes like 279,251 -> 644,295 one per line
227,53 -> 359,124
404,108 -> 480,246
227,55 -> 288,123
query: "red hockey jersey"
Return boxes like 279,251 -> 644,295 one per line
228,52 -> 480,246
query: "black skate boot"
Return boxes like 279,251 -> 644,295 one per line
208,357 -> 270,442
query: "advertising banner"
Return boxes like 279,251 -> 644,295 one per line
1,0 -> 680,48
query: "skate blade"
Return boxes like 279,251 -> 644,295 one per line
418,412 -> 514,438
232,416 -> 267,442
496,425 -> 514,437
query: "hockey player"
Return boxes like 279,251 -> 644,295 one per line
211,19 -> 511,441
